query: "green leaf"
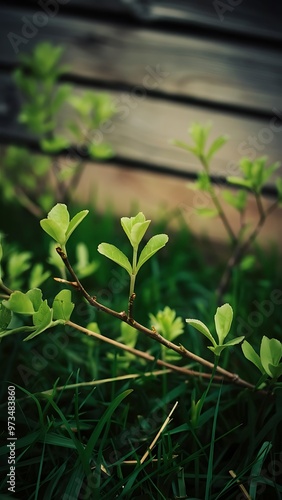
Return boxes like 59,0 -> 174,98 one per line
222,190 -> 247,212
53,289 -> 74,321
40,204 -> 70,245
120,213 -> 147,245
8,252 -> 31,280
97,243 -> 132,275
40,136 -> 70,153
136,234 -> 168,272
206,135 -> 228,161
227,177 -> 253,189
240,255 -> 256,271
65,210 -> 89,243
249,442 -> 272,499
186,318 -> 216,347
48,204 -> 69,233
241,341 -> 265,374
88,142 -> 114,160
29,263 -> 51,289
0,303 -> 11,330
33,300 -> 53,328
26,288 -> 43,312
189,122 -> 211,156
208,345 -> 227,356
40,219 -> 66,246
3,291 -> 35,315
260,336 -> 282,377
196,208 -> 218,218
130,221 -> 151,248
214,303 -> 233,344
171,139 -> 198,156
24,300 -> 54,341
208,336 -> 244,356
149,306 -> 184,342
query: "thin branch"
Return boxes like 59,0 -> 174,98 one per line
200,157 -> 236,244
66,320 -> 224,381
217,199 -> 279,299
0,281 -> 13,296
16,187 -> 43,219
57,247 -> 259,391
140,401 -> 178,464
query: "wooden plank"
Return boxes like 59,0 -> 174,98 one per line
1,76 -> 282,185
1,7 -> 282,113
5,0 -> 282,41
72,160 -> 282,248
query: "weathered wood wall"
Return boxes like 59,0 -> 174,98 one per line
0,1 -> 281,245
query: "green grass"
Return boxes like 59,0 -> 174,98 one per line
0,202 -> 281,499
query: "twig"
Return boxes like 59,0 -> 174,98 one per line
217,199 -> 279,300
16,187 -> 43,219
66,320 -> 224,381
140,401 -> 178,464
229,470 -> 251,500
200,157 -> 236,244
0,281 -> 13,296
57,247 -> 260,391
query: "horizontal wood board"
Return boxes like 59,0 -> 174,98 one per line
0,7 -> 282,114
3,0 -> 282,41
1,75 -> 282,185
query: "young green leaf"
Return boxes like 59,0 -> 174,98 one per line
222,190 -> 247,212
24,301 -> 54,341
88,142 -> 114,160
65,210 -> 89,243
3,291 -> 35,315
149,306 -> 184,342
98,243 -> 132,275
26,288 -> 43,312
40,204 -> 70,246
196,208 -> 218,218
214,303 -> 233,344
171,139 -> 198,156
188,122 -> 211,156
29,263 -> 51,289
40,219 -> 66,247
130,221 -> 151,248
227,177 -> 253,189
40,136 -> 70,154
0,303 -> 11,330
33,300 -> 53,328
209,336 -> 244,355
47,203 -> 69,232
260,336 -> 282,378
52,289 -> 74,321
206,135 -> 228,162
121,213 -> 147,246
136,234 -> 168,272
186,319 -> 216,347
241,340 -> 265,374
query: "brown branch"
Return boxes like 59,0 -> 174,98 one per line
0,281 -> 13,296
216,199 -> 279,300
56,247 -> 259,391
66,320 -> 224,381
16,187 -> 43,219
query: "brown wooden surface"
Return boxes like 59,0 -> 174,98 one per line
1,7 -> 282,113
3,0 -> 282,41
0,4 -> 281,245
72,159 -> 282,248
1,78 -> 282,184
